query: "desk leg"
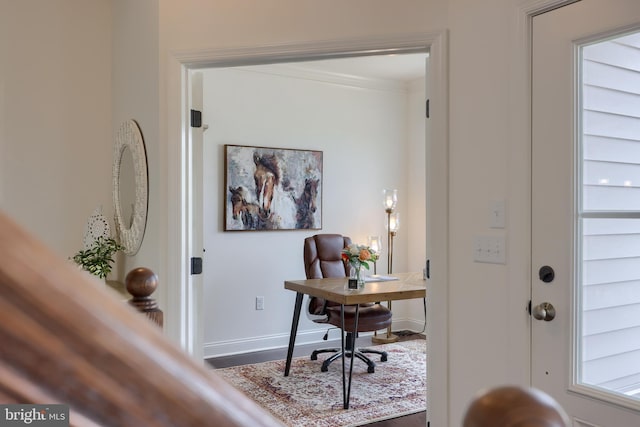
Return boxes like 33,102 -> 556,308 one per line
341,304 -> 360,410
284,292 -> 304,377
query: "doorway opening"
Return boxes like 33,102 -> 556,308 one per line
170,32 -> 449,425
199,52 -> 428,359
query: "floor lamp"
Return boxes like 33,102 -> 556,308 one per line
372,189 -> 400,344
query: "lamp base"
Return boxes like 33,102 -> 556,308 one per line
371,332 -> 399,344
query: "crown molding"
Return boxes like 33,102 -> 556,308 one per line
231,63 -> 409,93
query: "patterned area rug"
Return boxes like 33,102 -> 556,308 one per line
215,340 -> 426,427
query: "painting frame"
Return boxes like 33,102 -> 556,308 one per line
224,144 -> 323,231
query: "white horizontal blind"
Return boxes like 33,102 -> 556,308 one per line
581,31 -> 640,398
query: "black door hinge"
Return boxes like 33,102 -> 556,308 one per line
191,257 -> 203,275
425,259 -> 430,279
426,99 -> 430,118
190,109 -> 202,128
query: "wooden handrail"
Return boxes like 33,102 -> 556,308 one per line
0,210 -> 283,427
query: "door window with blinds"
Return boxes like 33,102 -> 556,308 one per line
579,30 -> 640,400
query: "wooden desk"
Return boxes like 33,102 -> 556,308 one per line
283,272 -> 426,409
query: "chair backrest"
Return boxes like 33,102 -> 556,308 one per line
303,234 -> 352,316
304,234 -> 352,279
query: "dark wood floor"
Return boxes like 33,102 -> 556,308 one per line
207,331 -> 426,427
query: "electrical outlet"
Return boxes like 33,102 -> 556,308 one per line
256,296 -> 265,310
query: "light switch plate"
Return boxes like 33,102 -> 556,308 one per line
474,235 -> 506,264
489,200 -> 506,229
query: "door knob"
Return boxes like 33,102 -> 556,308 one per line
539,265 -> 555,283
532,302 -> 556,321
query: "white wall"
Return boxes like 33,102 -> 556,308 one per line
0,0 -> 548,425
0,7 -> 5,204
0,0 -> 112,258
201,65 -> 425,356
0,0 -> 161,295
111,0 -> 162,302
447,2 -> 530,422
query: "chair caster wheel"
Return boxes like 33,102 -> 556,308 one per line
321,365 -> 329,372
381,355 -> 388,362
368,366 -> 375,374
311,354 -> 318,361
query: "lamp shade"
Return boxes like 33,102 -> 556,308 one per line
368,235 -> 381,254
383,189 -> 398,211
389,212 -> 400,233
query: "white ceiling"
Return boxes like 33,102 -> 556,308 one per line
289,53 -> 428,83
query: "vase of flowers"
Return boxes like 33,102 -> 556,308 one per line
341,243 -> 379,289
349,263 -> 365,289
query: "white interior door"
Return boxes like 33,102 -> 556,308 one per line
532,1 -> 640,424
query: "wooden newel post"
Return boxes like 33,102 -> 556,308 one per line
463,386 -> 570,427
126,267 -> 163,328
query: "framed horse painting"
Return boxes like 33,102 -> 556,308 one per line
224,144 -> 323,231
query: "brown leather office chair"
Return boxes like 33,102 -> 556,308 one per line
304,234 -> 392,373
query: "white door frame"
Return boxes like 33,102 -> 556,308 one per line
165,31 -> 449,425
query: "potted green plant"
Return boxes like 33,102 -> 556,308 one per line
72,237 -> 124,280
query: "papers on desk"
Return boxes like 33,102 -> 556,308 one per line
364,275 -> 399,283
